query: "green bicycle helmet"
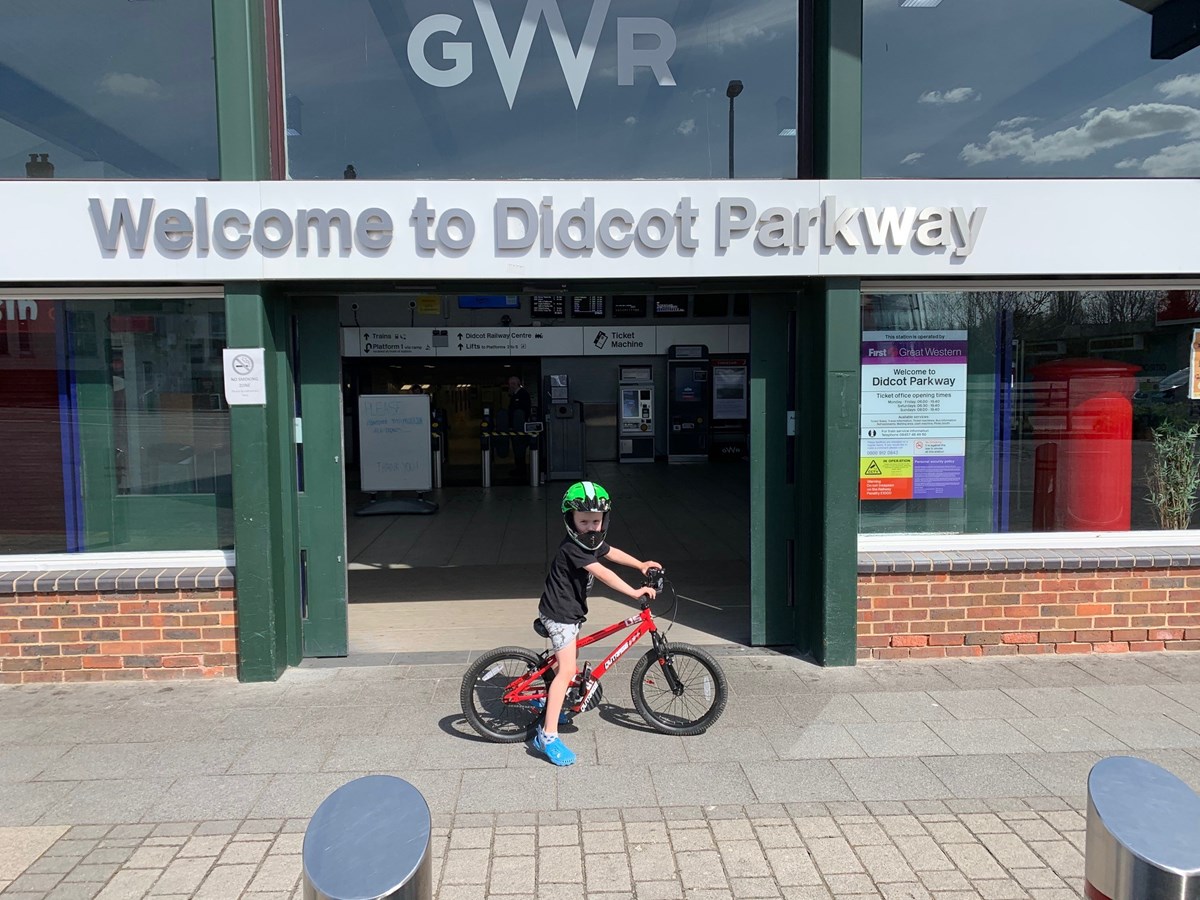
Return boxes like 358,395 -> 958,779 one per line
561,481 -> 611,550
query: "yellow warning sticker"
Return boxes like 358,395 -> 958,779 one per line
860,457 -> 913,478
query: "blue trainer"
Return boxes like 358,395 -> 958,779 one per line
529,697 -> 571,725
532,728 -> 576,766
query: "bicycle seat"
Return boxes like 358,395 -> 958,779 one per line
533,618 -> 549,639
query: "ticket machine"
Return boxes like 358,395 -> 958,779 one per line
667,345 -> 710,463
618,365 -> 655,463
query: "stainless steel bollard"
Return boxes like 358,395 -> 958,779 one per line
1084,756 -> 1200,900
302,775 -> 432,900
431,433 -> 443,490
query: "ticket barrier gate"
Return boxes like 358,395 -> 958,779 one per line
480,415 -> 540,488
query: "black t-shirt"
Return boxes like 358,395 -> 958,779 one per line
539,537 -> 610,625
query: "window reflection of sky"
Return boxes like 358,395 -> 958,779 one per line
0,0 -> 218,179
864,0 -> 1200,177
281,0 -> 798,179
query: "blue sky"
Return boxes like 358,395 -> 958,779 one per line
863,0 -> 1200,177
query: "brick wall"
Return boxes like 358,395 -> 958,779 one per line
858,568 -> 1200,660
0,589 -> 237,683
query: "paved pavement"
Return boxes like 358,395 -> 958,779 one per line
2,649 -> 1200,899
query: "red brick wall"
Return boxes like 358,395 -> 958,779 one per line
858,569 -> 1200,660
0,589 -> 237,683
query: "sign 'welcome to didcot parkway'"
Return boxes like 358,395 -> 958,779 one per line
0,179 -> 1190,281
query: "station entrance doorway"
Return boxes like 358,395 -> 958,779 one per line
294,287 -> 802,659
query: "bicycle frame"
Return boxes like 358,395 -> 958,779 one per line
502,604 -> 662,711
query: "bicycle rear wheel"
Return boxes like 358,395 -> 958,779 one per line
460,647 -> 551,743
631,643 -> 728,736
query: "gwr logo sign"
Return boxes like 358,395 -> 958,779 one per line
408,0 -> 677,109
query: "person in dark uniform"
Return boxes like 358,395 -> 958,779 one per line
507,375 -> 532,478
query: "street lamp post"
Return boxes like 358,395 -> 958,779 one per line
726,80 -> 743,179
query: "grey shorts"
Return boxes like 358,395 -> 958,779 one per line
539,616 -> 580,652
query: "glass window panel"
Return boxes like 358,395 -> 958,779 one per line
0,0 -> 218,179
280,0 -> 798,179
0,298 -> 232,554
864,0 -> 1200,177
859,288 -> 1200,535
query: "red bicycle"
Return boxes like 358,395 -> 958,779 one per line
460,568 -> 728,741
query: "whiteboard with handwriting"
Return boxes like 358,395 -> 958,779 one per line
358,394 -> 431,492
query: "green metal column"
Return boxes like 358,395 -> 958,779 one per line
803,0 -> 862,665
224,287 -> 301,681
816,281 -> 861,666
750,294 -> 797,647
213,1 -> 300,679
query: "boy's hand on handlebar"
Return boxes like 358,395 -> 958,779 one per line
639,560 -> 662,576
639,587 -> 657,601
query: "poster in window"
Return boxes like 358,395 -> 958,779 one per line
858,330 -> 968,501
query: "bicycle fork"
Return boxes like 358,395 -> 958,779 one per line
650,632 -> 686,697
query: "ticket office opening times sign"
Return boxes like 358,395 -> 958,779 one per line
859,330 -> 968,501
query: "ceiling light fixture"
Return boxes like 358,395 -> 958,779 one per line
899,0 -> 943,7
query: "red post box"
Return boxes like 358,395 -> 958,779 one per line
1030,359 -> 1141,531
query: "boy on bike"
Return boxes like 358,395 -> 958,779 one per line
534,480 -> 659,766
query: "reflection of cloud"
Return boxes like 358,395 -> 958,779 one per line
961,103 -> 1200,165
997,116 -> 1037,128
99,72 -> 164,99
672,0 -> 794,53
624,116 -> 638,126
900,152 -> 924,165
1117,141 -> 1200,175
919,87 -> 979,105
1157,73 -> 1200,100
677,119 -> 696,136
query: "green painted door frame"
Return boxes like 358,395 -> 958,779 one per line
293,298 -> 349,657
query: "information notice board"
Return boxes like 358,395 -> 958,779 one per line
859,330 -> 968,500
358,394 -> 432,492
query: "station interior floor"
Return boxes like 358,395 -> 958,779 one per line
345,460 -> 751,656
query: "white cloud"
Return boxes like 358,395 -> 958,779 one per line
1157,73 -> 1200,100
900,152 -> 925,165
676,119 -> 697,136
960,102 -> 1200,165
919,87 -> 979,105
1118,141 -> 1200,176
624,116 -> 638,126
996,116 -> 1037,128
99,72 -> 164,99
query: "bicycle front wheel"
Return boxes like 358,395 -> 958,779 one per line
630,643 -> 728,735
460,647 -> 550,743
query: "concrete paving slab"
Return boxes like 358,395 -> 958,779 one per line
1077,684 -> 1197,717
740,761 -> 855,803
651,763 -> 756,807
1008,718 -> 1129,754
1089,713 -> 1200,750
853,693 -> 954,724
925,721 -> 1042,756
844,723 -> 954,758
921,756 -> 1048,798
0,826 -> 70,881
925,690 -> 1034,721
833,759 -> 952,802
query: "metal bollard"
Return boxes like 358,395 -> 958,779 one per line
1084,756 -> 1200,900
529,432 -> 540,487
431,432 -> 443,490
302,775 -> 432,900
